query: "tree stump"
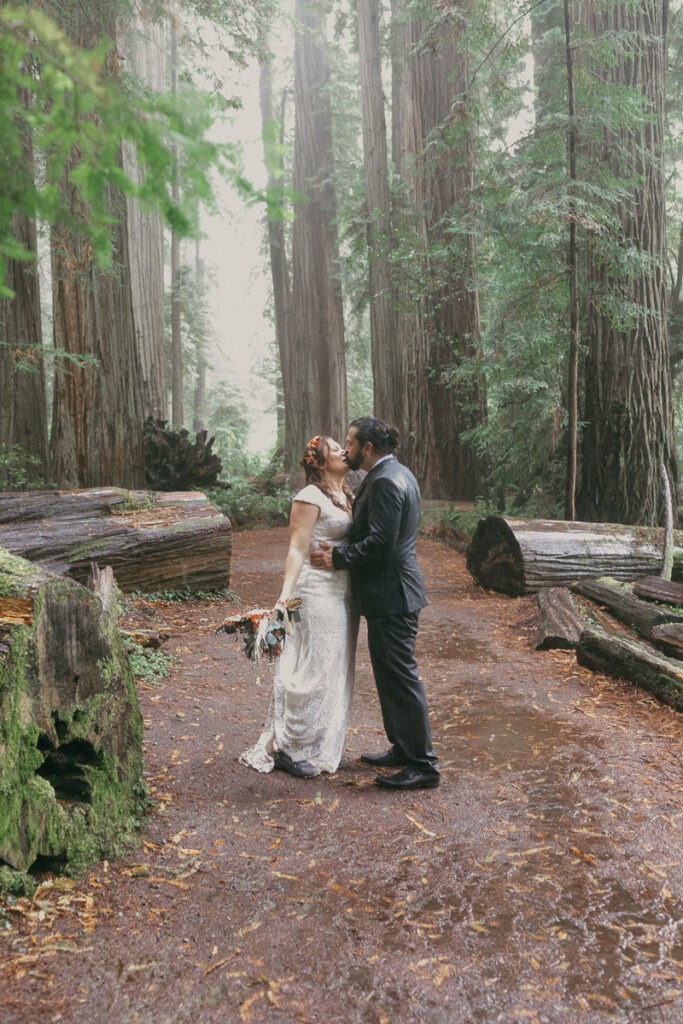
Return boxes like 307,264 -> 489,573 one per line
466,516 -> 681,596
0,549 -> 144,881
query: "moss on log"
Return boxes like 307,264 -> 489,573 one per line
0,549 -> 144,884
576,624 -> 683,712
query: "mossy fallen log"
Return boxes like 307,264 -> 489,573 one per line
576,623 -> 683,712
466,516 -> 682,596
573,578 -> 683,640
0,549 -> 144,883
0,487 -> 231,594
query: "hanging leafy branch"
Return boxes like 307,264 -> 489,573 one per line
0,3 -> 271,296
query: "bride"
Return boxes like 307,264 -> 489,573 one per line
239,435 -> 359,778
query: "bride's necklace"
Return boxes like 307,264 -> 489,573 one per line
320,480 -> 350,510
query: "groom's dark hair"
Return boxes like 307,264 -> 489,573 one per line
350,417 -> 400,454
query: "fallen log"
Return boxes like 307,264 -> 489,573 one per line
466,515 -> 682,596
576,623 -> 683,712
633,576 -> 683,607
0,488 -> 231,594
0,549 -> 144,880
573,578 -> 683,640
649,623 -> 683,660
534,587 -> 583,650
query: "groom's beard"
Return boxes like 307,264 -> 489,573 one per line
344,452 -> 363,471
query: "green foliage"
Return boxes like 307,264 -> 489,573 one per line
0,3 -> 266,296
0,864 -> 36,897
0,444 -> 48,490
423,499 -> 494,543
124,640 -> 175,684
208,465 -> 292,528
204,381 -> 254,477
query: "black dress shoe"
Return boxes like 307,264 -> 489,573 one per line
374,768 -> 440,791
360,748 -> 406,768
273,750 -> 319,779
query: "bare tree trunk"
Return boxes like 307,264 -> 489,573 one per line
0,58 -> 49,487
390,1 -> 486,499
121,6 -> 168,422
193,243 -> 207,432
170,14 -> 184,429
0,209 -> 49,487
356,0 -> 399,427
48,4 -> 145,489
290,0 -> 347,462
259,58 -> 292,455
390,0 -> 429,479
564,0 -> 579,521
577,0 -> 676,525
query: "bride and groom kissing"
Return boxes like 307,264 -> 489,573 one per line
239,416 -> 440,792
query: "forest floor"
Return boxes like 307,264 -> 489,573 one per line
2,527 -> 683,1024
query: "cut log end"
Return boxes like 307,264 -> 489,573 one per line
466,516 -> 525,596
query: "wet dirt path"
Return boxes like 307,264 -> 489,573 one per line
2,529 -> 683,1024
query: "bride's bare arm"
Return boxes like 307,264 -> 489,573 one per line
275,501 -> 320,607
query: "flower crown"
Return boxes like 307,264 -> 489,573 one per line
302,435 -> 322,466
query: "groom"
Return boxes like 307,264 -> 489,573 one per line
311,416 -> 440,791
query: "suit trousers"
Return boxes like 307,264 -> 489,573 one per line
365,612 -> 439,775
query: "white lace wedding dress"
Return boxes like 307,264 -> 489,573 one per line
239,485 -> 359,775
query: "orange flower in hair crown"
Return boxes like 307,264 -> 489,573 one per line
302,435 -> 321,466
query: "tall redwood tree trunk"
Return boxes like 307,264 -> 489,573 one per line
356,0 -> 399,430
49,3 -> 145,489
0,211 -> 49,487
122,7 -> 167,422
259,57 -> 292,453
289,0 -> 347,464
577,0 -> 676,525
390,0 -> 486,498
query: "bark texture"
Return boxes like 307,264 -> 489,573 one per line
259,58 -> 291,449
0,551 -> 144,876
49,5 -> 145,489
0,211 -> 49,487
577,623 -> 683,712
577,0 -> 676,525
390,0 -> 486,498
466,515 -> 681,595
289,0 -> 347,466
0,488 -> 232,594
0,72 -> 49,487
357,0 -> 399,428
121,8 -> 168,422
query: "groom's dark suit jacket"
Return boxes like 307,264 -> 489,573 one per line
331,456 -> 428,618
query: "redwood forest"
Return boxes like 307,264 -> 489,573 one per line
1,0 -> 682,522
3,3 -> 683,1023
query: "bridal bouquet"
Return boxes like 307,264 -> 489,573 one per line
216,598 -> 301,662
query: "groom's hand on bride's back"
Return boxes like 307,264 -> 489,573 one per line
310,542 -> 335,570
